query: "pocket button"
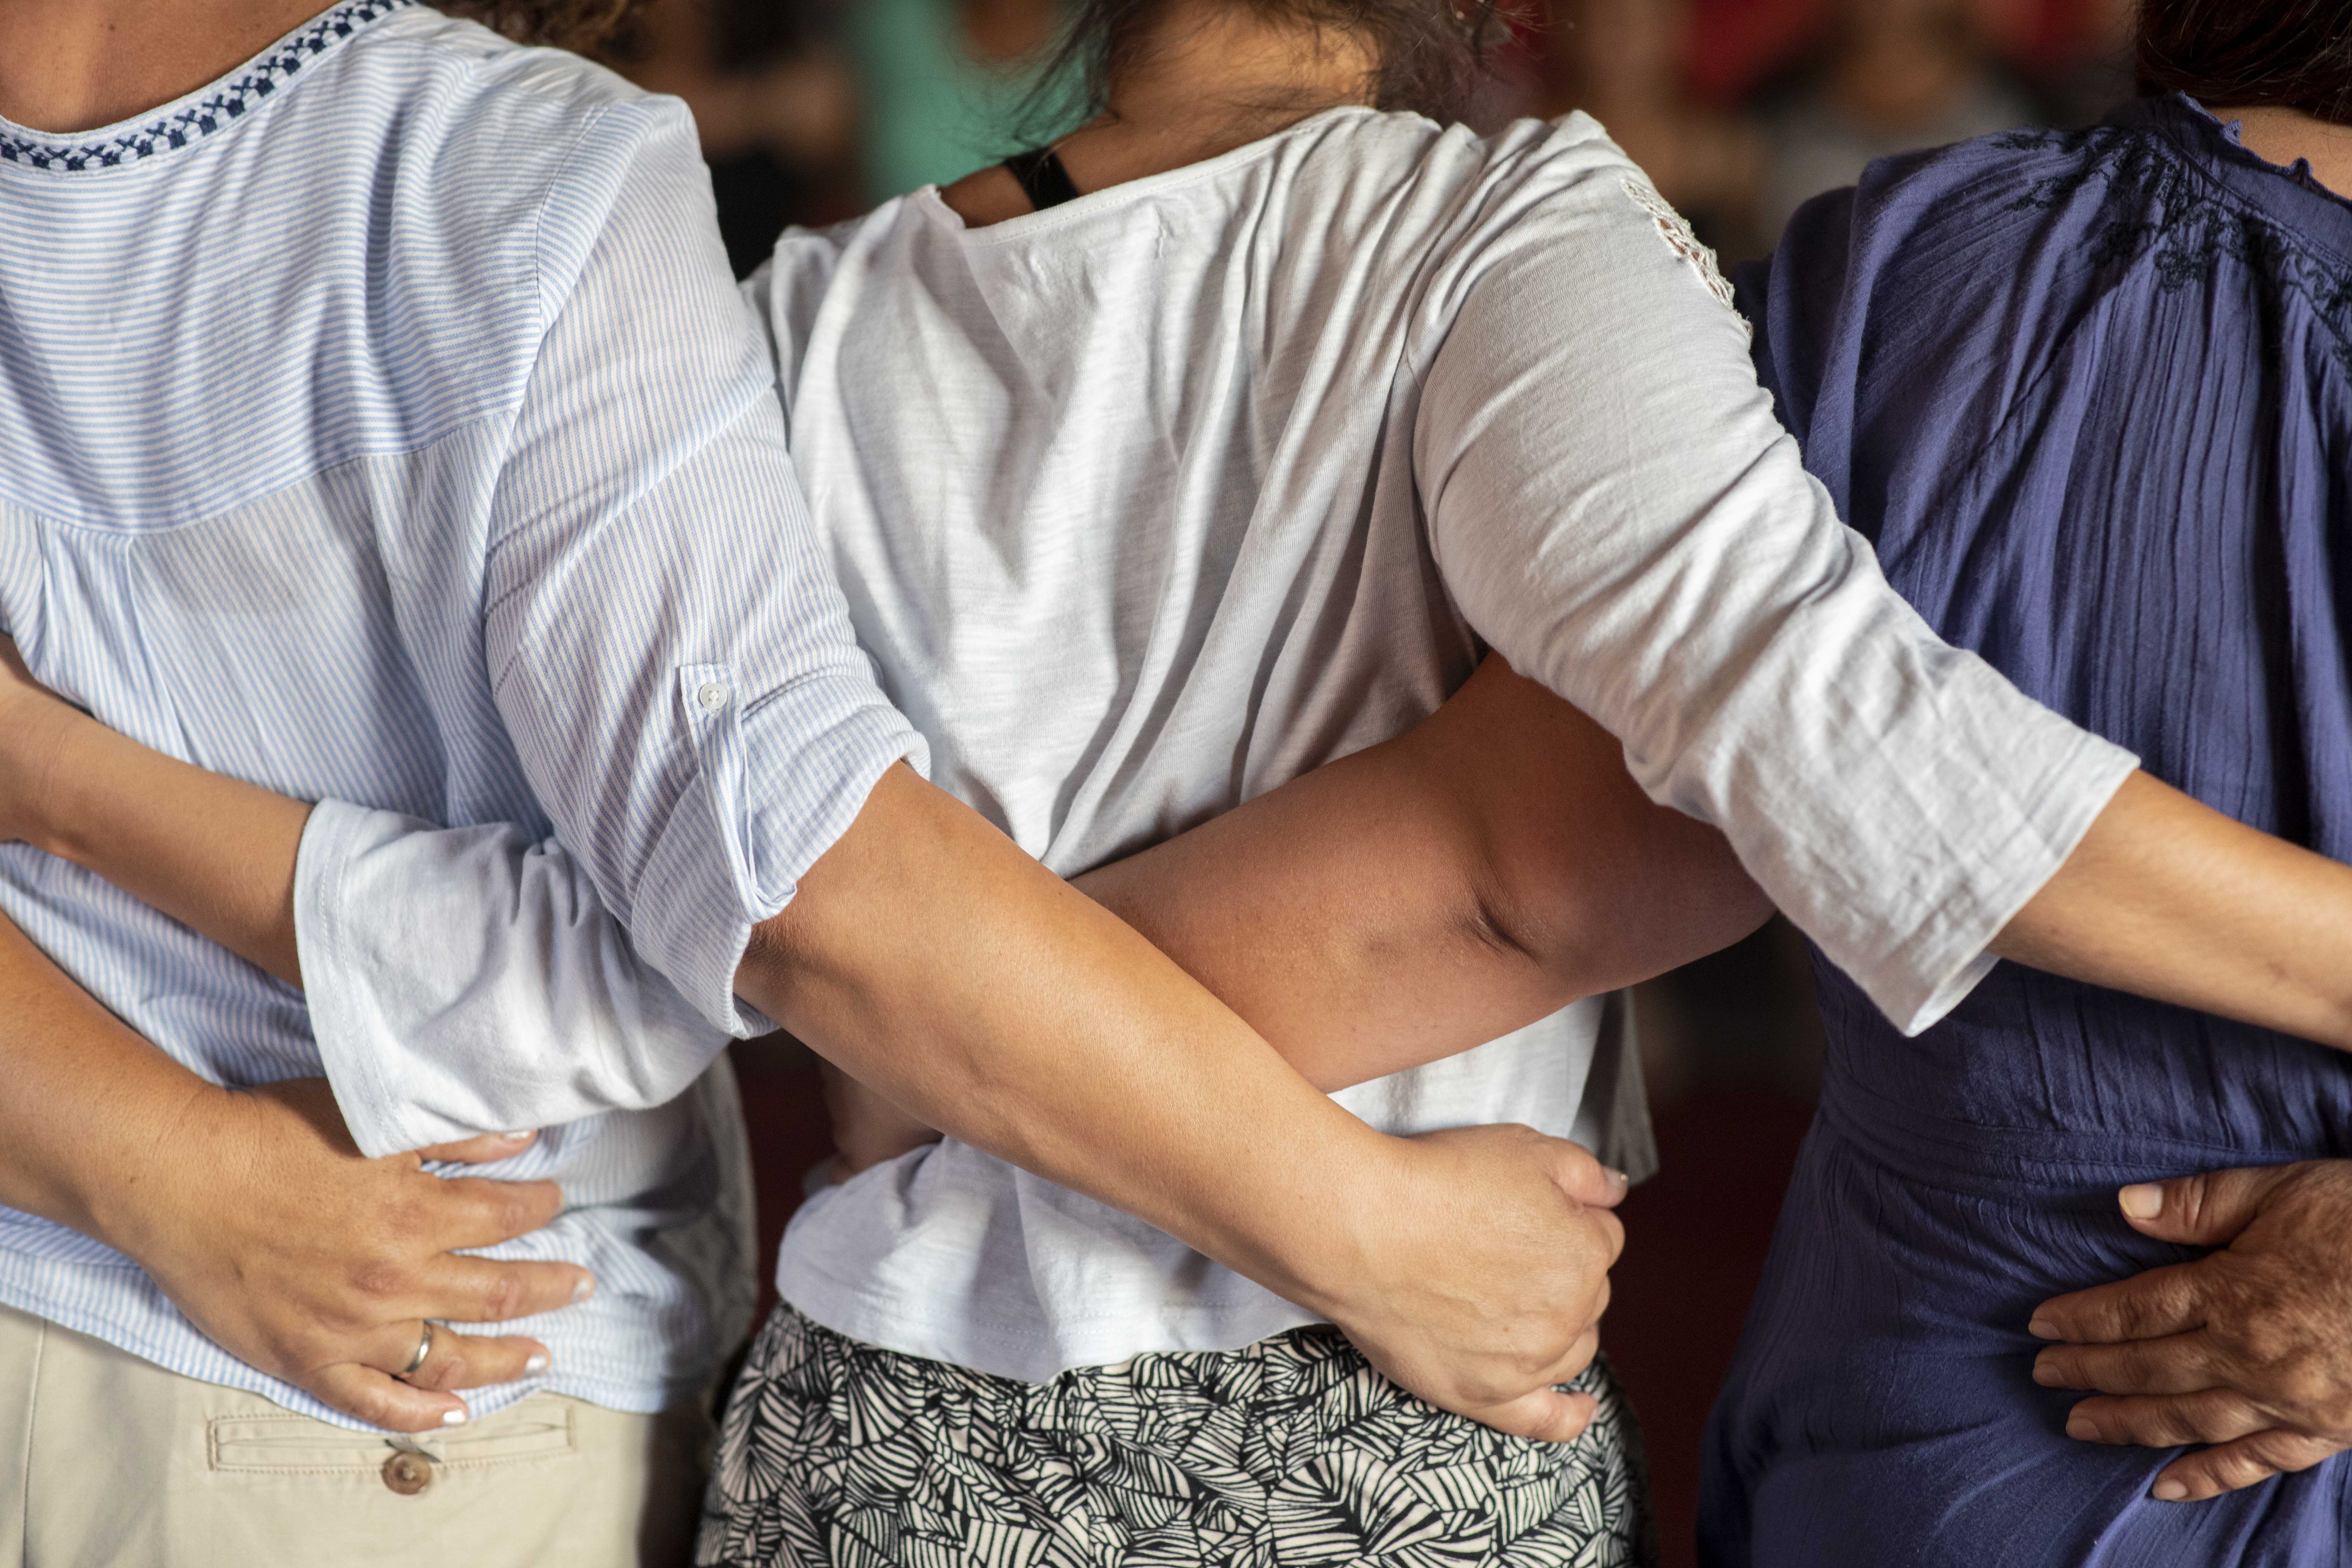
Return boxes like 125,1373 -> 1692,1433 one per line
382,1452 -> 433,1496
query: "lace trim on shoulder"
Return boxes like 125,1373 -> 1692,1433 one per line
0,0 -> 419,173
1622,176 -> 1749,339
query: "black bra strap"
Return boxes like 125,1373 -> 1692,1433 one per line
1002,146 -> 1082,211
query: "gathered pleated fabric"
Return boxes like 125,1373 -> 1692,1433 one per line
1704,97 -> 2352,1567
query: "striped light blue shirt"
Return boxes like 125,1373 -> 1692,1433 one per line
0,1 -> 923,1427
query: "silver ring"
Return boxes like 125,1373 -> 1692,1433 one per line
396,1321 -> 435,1381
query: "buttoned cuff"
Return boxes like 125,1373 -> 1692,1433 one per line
631,663 -> 929,1037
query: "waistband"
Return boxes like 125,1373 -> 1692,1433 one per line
1815,1077 -> 2325,1201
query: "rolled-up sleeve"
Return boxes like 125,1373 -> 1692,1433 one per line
471,101 -> 926,1036
297,803 -> 732,1154
300,102 -> 920,1153
1416,157 -> 2136,1034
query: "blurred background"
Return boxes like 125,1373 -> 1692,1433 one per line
637,0 -> 2137,1559
601,0 -> 2137,272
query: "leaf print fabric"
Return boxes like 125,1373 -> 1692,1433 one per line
698,1307 -> 1656,1568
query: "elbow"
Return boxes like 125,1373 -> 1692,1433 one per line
1471,818 -> 1774,1000
1464,844 -> 1608,1002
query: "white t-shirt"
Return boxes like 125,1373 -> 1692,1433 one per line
297,106 -> 2135,1382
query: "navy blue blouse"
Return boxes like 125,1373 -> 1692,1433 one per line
1706,98 -> 2352,1567
1752,94 -> 2352,1179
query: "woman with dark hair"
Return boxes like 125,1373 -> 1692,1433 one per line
0,0 -> 1688,1560
19,0 -> 2352,1564
1703,2 -> 2352,1563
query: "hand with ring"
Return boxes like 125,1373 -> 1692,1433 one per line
96,1078 -> 590,1432
392,1320 -> 498,1392
397,1321 -> 437,1381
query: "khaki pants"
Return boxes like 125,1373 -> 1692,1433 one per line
0,1303 -> 709,1567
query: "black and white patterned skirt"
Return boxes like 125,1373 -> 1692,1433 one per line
697,1305 -> 1656,1568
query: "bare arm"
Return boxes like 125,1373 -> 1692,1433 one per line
0,639 -> 305,985
1085,663 -> 2352,1085
833,673 -> 2352,1167
828,654 -> 1766,1170
0,645 -> 1625,1442
18,631 -> 2352,1079
736,761 -> 1623,1441
1987,770 -> 2352,1048
0,908 -> 589,1432
0,645 -> 1767,1073
1078,655 -> 1770,1091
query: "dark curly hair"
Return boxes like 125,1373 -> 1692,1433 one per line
1042,0 -> 1522,128
427,0 -> 652,51
2138,0 -> 2352,128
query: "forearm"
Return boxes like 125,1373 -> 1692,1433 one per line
1993,771 -> 2352,1050
0,908 -> 598,1430
0,907 -> 222,1247
738,764 -> 1392,1311
1076,657 -> 1771,1090
22,709 -> 307,986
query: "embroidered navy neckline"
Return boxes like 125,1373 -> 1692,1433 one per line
1995,94 -> 2352,371
0,0 -> 418,173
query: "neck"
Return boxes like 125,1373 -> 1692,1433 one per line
2214,105 -> 2352,201
941,0 -> 1380,226
0,0 -> 327,132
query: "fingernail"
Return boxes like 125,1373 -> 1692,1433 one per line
2120,1184 -> 2163,1220
2028,1317 -> 2061,1341
502,1131 -> 533,1143
441,1408 -> 468,1428
1605,1168 -> 1629,1189
2065,1414 -> 2096,1440
2152,1478 -> 2189,1502
525,1352 -> 550,1374
571,1277 -> 595,1304
2031,1358 -> 2061,1386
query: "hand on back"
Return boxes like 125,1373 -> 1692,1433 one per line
816,1052 -> 1630,1440
100,1078 -> 589,1433
2030,1160 -> 2352,1499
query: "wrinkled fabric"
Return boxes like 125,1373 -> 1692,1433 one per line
0,0 -> 925,1427
1704,97 -> 2352,1567
700,1307 -> 1654,1567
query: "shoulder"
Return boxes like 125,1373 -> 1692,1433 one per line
740,211 -> 902,422
1778,120 -> 2212,324
1753,124 -> 2180,430
1267,107 -> 1661,230
227,6 -> 735,457
282,6 -> 730,371
341,6 -> 686,145
1373,114 -> 1751,351
1841,124 -> 2164,264
332,8 -> 700,269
